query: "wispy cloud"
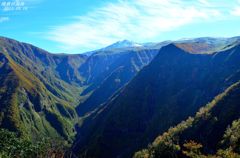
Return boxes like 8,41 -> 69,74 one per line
231,6 -> 240,16
0,16 -> 9,23
198,0 -> 211,6
231,0 -> 240,16
45,0 -> 223,52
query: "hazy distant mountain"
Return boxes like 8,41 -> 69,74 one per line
178,36 -> 240,44
175,36 -> 240,53
84,36 -> 240,56
83,40 -> 143,56
104,40 -> 142,50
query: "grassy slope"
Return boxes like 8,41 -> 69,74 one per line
0,49 -> 77,142
0,37 -> 86,105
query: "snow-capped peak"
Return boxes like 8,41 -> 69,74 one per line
105,40 -> 142,50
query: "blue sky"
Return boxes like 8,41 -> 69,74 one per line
0,0 -> 240,54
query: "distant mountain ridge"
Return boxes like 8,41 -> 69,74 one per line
104,40 -> 143,50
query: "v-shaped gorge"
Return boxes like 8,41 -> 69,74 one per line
73,43 -> 240,158
0,37 -> 159,142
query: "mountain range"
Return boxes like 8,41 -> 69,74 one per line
0,36 -> 160,141
72,39 -> 240,158
0,36 -> 240,158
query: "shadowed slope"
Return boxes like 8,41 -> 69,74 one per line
73,43 -> 240,158
134,81 -> 240,158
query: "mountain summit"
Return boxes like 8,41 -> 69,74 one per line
104,40 -> 142,50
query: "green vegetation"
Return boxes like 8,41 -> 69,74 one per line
0,36 -> 158,157
0,129 -> 68,158
221,119 -> 240,154
0,38 -> 79,142
134,82 -> 240,158
182,140 -> 240,158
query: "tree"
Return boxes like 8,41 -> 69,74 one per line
182,140 -> 206,158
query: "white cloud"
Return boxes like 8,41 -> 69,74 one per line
230,0 -> 240,16
46,0 -> 222,52
0,17 -> 9,23
231,6 -> 240,16
198,0 -> 210,6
